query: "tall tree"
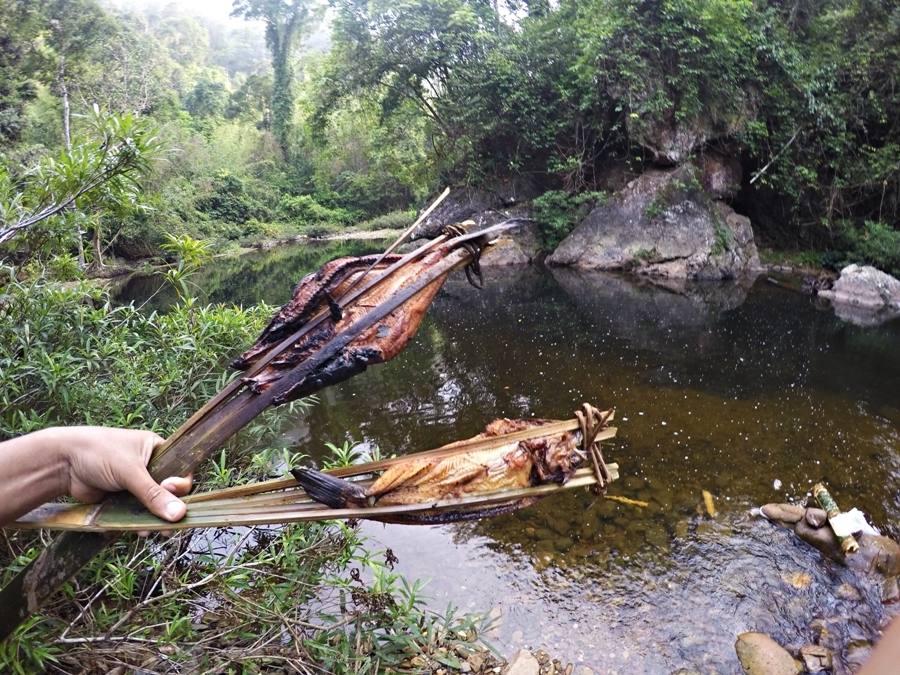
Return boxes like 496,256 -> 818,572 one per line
0,0 -> 43,145
232,0 -> 322,157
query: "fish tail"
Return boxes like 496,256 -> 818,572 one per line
291,467 -> 368,509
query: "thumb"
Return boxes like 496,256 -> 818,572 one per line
121,467 -> 187,523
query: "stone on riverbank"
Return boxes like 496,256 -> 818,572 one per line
759,503 -> 900,575
818,264 -> 900,326
547,164 -> 760,279
798,644 -> 832,672
480,220 -> 543,266
734,632 -> 802,675
505,649 -> 540,675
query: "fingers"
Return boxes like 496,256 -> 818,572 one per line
121,467 -> 187,523
160,474 -> 193,497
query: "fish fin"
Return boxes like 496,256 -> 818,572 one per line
291,468 -> 367,509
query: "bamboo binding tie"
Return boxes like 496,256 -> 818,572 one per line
575,403 -> 614,494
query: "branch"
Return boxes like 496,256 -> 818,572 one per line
750,128 -> 801,185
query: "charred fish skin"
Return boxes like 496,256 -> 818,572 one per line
291,468 -> 370,509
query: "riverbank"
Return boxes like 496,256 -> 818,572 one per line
85,227 -> 404,283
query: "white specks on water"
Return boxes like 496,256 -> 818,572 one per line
773,479 -> 783,490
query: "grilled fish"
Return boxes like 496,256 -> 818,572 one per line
292,418 -> 588,521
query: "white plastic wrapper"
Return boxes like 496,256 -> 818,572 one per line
828,508 -> 880,537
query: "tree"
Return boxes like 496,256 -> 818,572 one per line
0,108 -> 161,267
232,0 -> 323,157
0,0 -> 43,144
42,0 -> 112,150
185,77 -> 229,119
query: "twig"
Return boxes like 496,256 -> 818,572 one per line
750,128 -> 801,185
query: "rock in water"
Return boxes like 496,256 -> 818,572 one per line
505,649 -> 540,675
818,264 -> 900,326
547,164 -> 760,279
798,644 -> 832,672
734,632 -> 802,675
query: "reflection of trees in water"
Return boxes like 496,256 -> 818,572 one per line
113,240 -> 386,311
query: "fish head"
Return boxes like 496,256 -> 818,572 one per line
525,433 -> 580,485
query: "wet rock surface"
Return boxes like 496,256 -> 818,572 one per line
760,503 -> 900,576
547,163 -> 760,279
735,632 -> 802,675
412,185 -> 537,241
480,220 -> 544,266
818,264 -> 900,326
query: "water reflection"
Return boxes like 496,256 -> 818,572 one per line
112,239 -> 387,311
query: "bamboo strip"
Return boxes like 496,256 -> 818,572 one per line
12,464 -> 619,532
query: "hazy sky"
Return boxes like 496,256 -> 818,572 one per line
104,0 -> 256,26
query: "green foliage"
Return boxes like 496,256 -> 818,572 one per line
0,280 -> 268,435
358,209 -> 416,231
532,190 -> 606,249
196,171 -> 273,224
711,220 -> 732,256
828,220 -> 900,277
47,253 -> 82,281
278,193 -> 355,225
0,108 -> 162,261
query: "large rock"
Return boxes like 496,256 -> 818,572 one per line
504,649 -> 540,675
697,151 -> 742,199
412,183 -> 538,241
818,264 -> 900,326
411,186 -> 541,265
547,164 -> 760,279
734,632 -> 802,675
480,220 -> 543,266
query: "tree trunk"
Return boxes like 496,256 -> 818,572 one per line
91,224 -> 103,268
271,44 -> 293,159
59,56 -> 86,269
59,57 -> 71,152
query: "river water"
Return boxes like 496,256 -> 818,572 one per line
115,242 -> 900,673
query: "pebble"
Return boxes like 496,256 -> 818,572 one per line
506,649 -> 540,675
798,644 -> 832,672
734,632 -> 802,675
836,582 -> 861,601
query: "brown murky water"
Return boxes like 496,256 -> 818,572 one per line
119,252 -> 900,672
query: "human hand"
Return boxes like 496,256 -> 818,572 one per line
53,427 -> 192,522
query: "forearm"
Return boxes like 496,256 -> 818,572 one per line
0,428 -> 71,525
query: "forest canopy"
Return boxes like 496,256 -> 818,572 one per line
0,0 -> 897,272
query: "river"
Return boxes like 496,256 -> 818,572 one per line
115,241 -> 900,672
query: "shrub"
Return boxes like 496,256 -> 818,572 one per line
47,254 -> 82,281
0,280 -> 270,434
195,171 -> 274,224
278,194 -> 355,225
829,220 -> 900,277
532,190 -> 606,249
357,209 -> 416,231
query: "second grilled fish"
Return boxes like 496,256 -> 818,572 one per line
291,418 -> 587,514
